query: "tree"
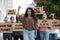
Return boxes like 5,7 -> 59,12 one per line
34,0 -> 60,19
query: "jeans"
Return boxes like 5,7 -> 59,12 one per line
40,31 -> 49,40
13,31 -> 23,40
49,33 -> 58,40
13,35 -> 23,40
23,30 -> 35,40
3,33 -> 12,40
35,30 -> 40,40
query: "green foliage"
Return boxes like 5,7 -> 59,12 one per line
36,0 -> 60,19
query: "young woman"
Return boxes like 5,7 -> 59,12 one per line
38,13 -> 50,40
13,6 -> 23,40
16,6 -> 38,40
49,16 -> 58,40
3,16 -> 12,40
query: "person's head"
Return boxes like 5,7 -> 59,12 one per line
10,16 -> 14,23
4,16 -> 8,22
24,7 -> 37,22
42,13 -> 47,19
24,7 -> 35,17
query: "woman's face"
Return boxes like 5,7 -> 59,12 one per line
42,14 -> 47,19
27,9 -> 32,16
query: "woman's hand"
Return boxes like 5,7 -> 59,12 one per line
18,6 -> 21,10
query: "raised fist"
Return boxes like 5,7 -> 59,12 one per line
18,6 -> 21,10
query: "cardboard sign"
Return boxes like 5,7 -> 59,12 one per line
51,20 -> 60,29
0,23 -> 13,33
13,23 -> 24,31
38,20 -> 51,28
7,9 -> 16,15
52,20 -> 59,25
38,19 -> 60,29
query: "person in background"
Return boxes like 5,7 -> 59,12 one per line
4,16 -> 8,23
38,13 -> 50,40
3,16 -> 12,40
16,6 -> 38,40
13,6 -> 23,40
10,16 -> 14,40
10,16 -> 14,23
49,14 -> 58,40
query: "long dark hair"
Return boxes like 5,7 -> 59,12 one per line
24,7 -> 37,22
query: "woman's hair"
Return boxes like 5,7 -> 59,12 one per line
24,7 -> 37,22
10,16 -> 14,20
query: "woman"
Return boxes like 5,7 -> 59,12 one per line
16,6 -> 38,40
49,15 -> 58,40
3,16 -> 12,40
38,13 -> 50,40
13,6 -> 23,40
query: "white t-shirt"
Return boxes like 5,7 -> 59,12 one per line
49,29 -> 59,37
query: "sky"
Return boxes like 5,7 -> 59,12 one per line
13,0 -> 34,15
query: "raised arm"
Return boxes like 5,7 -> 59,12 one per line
16,6 -> 21,17
16,6 -> 24,23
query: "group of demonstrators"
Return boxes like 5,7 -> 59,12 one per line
3,6 -> 58,40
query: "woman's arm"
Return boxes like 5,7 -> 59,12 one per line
16,6 -> 21,17
16,6 -> 24,23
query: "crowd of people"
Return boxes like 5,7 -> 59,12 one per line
3,6 -> 58,40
